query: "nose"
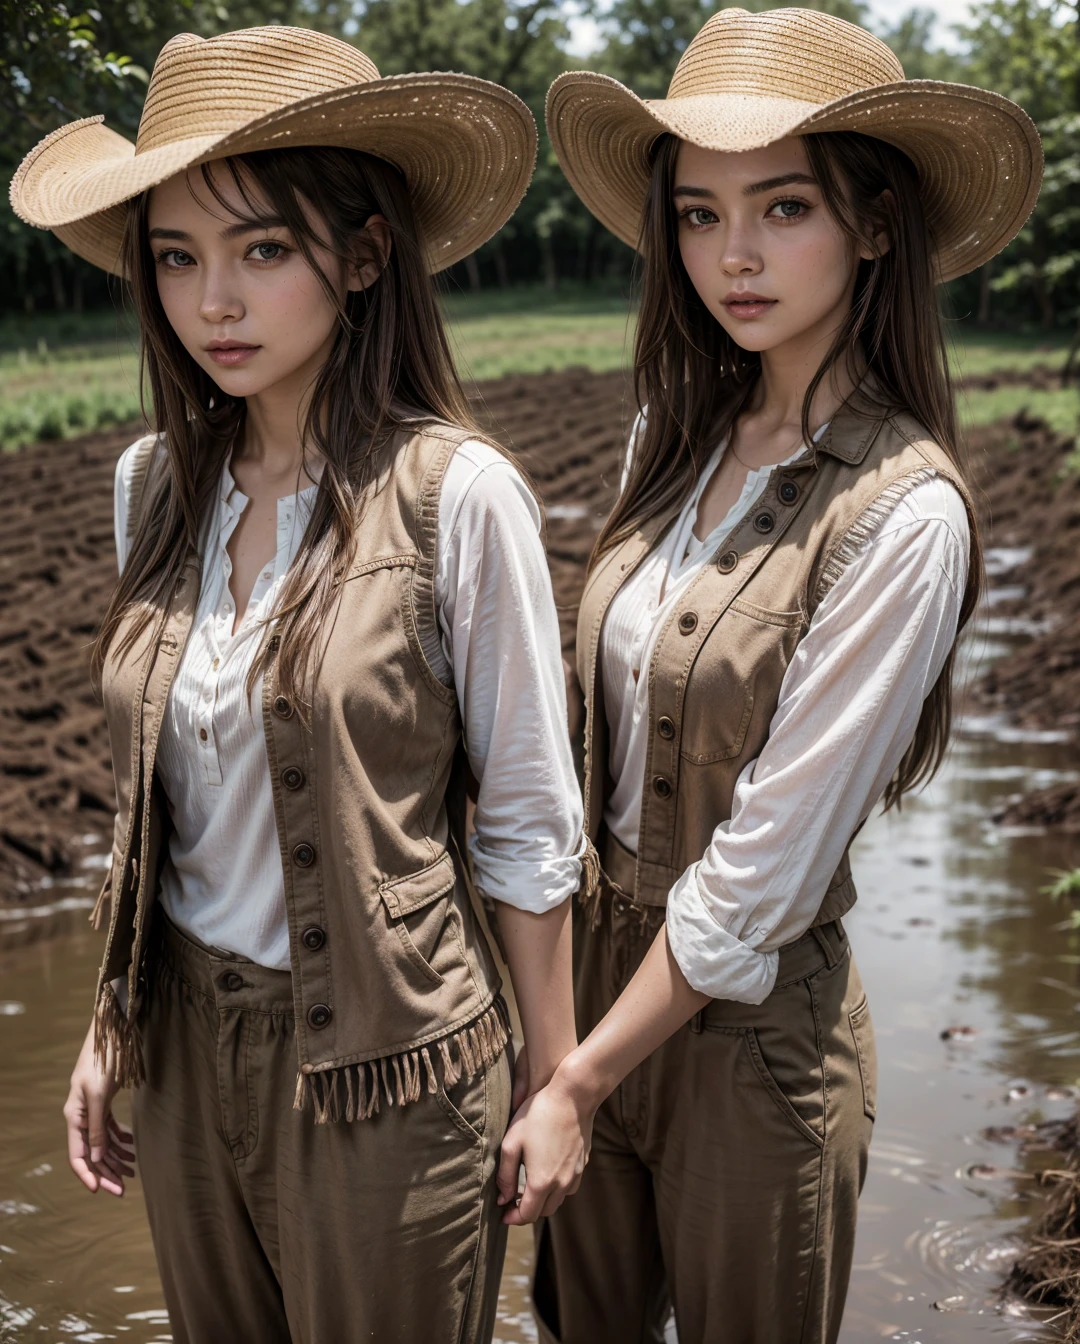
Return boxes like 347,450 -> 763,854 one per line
719,220 -> 763,278
198,261 -> 244,326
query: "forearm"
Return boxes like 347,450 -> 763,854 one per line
557,924 -> 709,1112
498,900 -> 577,1090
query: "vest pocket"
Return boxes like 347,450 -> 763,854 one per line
378,853 -> 458,986
848,997 -> 877,1121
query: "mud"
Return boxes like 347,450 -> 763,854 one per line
0,367 -> 1074,899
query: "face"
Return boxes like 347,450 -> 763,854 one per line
673,137 -> 875,357
146,162 -> 387,400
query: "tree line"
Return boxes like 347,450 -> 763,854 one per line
1,0 -> 1078,338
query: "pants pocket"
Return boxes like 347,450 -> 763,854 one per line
742,1027 -> 825,1148
848,997 -> 877,1121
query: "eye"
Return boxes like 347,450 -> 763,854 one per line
680,206 -> 719,230
248,241 -> 290,263
767,199 -> 809,222
155,249 -> 195,269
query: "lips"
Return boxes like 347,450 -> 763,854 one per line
723,293 -> 777,320
206,342 -> 260,366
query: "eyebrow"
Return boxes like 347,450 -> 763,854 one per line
147,219 -> 288,242
672,172 -> 818,201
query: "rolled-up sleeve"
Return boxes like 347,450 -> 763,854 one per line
666,476 -> 969,1002
436,442 -> 584,912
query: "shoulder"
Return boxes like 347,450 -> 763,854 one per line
441,437 -> 540,535
114,432 -> 160,503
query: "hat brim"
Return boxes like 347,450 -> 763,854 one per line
546,72 -> 1043,283
12,72 -> 537,276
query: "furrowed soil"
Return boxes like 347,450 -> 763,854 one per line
0,366 -> 1075,901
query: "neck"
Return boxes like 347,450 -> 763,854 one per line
751,306 -> 863,441
235,339 -> 332,486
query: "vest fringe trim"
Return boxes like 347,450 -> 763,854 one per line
93,981 -> 144,1089
294,997 -> 511,1124
578,835 -> 603,930
816,468 -> 939,604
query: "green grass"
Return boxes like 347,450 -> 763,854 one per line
0,289 -> 1075,449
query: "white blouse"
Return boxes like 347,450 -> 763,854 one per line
114,437 -> 583,971
603,424 -> 969,1005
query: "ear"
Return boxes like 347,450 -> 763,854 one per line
347,213 -> 392,292
858,188 -> 895,262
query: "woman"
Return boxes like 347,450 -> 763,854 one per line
498,8 -> 1042,1343
12,25 -> 584,1343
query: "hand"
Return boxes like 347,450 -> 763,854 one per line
63,1019 -> 135,1197
496,1069 -> 595,1225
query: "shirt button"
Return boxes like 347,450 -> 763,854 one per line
653,776 -> 672,799
307,1004 -> 332,1030
302,925 -> 326,951
199,728 -> 208,742
212,657 -> 220,670
282,766 -> 305,790
657,716 -> 676,740
754,510 -> 776,534
292,843 -> 316,868
221,971 -> 244,992
717,550 -> 739,574
678,612 -> 698,635
779,480 -> 800,505
273,695 -> 293,719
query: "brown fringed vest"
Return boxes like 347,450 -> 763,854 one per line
92,424 -> 508,1121
576,394 -> 976,921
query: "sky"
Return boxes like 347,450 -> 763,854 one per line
564,0 -> 980,59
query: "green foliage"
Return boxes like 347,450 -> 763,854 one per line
1041,868 -> 1080,899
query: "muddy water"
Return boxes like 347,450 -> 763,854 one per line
4,582 -> 1080,1342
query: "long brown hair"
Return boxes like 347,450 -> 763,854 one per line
599,130 -> 983,808
92,146 -> 481,711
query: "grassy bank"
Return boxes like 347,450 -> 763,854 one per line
1,289 -> 1075,449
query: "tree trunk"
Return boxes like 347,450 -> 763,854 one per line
50,261 -> 65,311
72,268 -> 83,315
493,240 -> 510,289
977,261 -> 992,325
541,235 -> 557,290
464,253 -> 482,292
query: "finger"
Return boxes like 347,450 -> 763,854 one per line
514,1175 -> 553,1226
496,1133 -> 523,1207
107,1114 -> 134,1147
87,1094 -> 109,1168
101,1147 -> 135,1180
67,1123 -> 100,1194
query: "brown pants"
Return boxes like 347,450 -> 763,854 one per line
534,894 -> 875,1344
131,913 -> 511,1344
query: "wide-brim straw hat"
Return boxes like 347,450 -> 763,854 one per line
11,25 -> 537,276
547,7 -> 1042,282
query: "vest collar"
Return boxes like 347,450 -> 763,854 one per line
814,377 -> 890,466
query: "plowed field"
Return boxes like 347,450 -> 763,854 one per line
0,366 -> 1074,899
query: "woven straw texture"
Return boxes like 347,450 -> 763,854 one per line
10,26 -> 537,275
546,6 -> 1043,282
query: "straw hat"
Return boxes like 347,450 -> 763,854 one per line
546,7 -> 1042,282
11,26 -> 537,276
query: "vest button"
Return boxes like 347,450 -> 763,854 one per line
717,550 -> 738,574
779,480 -> 799,505
307,1004 -> 332,1030
653,775 -> 672,799
273,695 -> 293,719
678,612 -> 698,634
657,716 -> 676,740
302,925 -> 326,951
754,511 -> 776,534
292,843 -> 315,868
281,766 -> 305,790
221,971 -> 244,992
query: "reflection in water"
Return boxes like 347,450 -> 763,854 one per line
3,635 -> 1080,1342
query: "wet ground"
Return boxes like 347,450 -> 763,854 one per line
3,569 -> 1080,1339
